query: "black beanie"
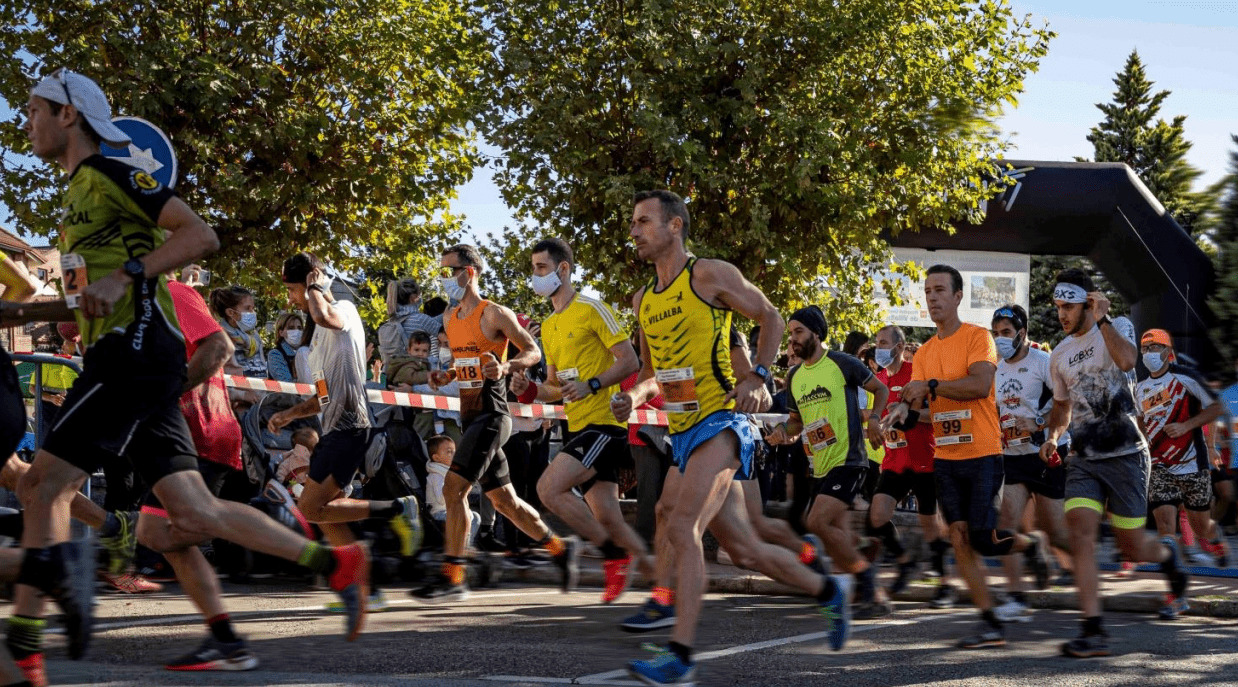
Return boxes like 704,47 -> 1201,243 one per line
789,306 -> 827,341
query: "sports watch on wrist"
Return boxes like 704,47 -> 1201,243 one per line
1097,315 -> 1113,327
587,377 -> 602,395
927,378 -> 939,400
308,284 -> 328,295
122,258 -> 145,282
1035,415 -> 1046,429
752,364 -> 772,383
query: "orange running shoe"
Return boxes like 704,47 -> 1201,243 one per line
101,572 -> 164,593
602,556 -> 633,604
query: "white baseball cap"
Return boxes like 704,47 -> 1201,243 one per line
29,69 -> 131,146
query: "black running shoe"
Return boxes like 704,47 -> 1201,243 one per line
165,637 -> 259,671
853,601 -> 893,620
553,537 -> 581,593
957,625 -> 1005,649
889,559 -> 917,596
1061,633 -> 1110,658
856,565 -> 877,605
410,575 -> 469,604
1160,536 -> 1189,598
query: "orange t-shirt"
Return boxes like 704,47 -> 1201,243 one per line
911,323 -> 1002,461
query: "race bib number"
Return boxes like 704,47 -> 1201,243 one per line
1000,413 -> 1032,447
1141,388 -> 1173,415
556,367 -> 580,384
60,253 -> 88,309
803,417 -> 838,453
656,367 -> 700,413
455,357 -> 483,389
932,409 -> 974,446
312,370 -> 330,406
884,428 -> 908,450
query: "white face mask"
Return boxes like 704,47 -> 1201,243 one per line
284,330 -> 303,347
530,269 -> 562,297
238,311 -> 258,332
1143,351 -> 1166,372
438,347 -> 453,364
874,347 -> 896,368
440,274 -> 465,302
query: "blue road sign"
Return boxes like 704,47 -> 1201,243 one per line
99,116 -> 178,189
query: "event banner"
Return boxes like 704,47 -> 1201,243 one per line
878,248 -> 1031,328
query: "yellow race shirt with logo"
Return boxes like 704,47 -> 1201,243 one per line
542,295 -> 629,434
639,258 -> 734,435
57,155 -> 181,347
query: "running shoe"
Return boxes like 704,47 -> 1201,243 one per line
554,536 -> 581,593
15,652 -> 46,687
504,552 -> 535,570
1061,633 -> 1110,658
993,599 -> 1033,623
929,584 -> 957,609
853,601 -> 892,620
137,561 -> 177,583
1053,570 -> 1075,587
165,637 -> 259,671
1160,536 -> 1190,599
855,565 -> 877,605
627,648 -> 696,686
802,534 -> 829,575
99,511 -> 138,575
602,555 -> 633,604
326,543 -> 370,641
889,558 -> 917,596
621,598 -> 677,632
388,496 -> 424,558
1158,594 -> 1189,620
1025,532 -> 1050,590
410,574 -> 470,604
1188,550 -> 1214,566
327,589 -> 388,613
956,624 -> 1005,649
818,574 -> 853,651
47,540 -> 94,660
100,571 -> 164,594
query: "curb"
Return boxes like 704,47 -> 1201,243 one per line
507,564 -> 1238,619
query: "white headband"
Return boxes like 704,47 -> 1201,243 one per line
1053,283 -> 1088,304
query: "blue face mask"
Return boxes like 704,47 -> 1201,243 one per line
238,311 -> 258,332
994,335 -> 1022,360
874,347 -> 895,368
440,275 -> 465,302
1143,351 -> 1166,372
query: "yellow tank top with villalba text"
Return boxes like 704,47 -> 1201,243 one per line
639,258 -> 735,434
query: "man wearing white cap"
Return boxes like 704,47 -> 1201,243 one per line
1040,268 -> 1188,658
11,69 -> 370,682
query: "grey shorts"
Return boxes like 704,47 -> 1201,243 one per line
1148,466 -> 1212,512
1064,450 -> 1150,529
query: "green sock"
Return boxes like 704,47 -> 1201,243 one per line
297,542 -> 333,574
5,615 -> 44,660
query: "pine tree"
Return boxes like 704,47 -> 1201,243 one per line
1087,50 -> 1206,234
1207,136 -> 1238,369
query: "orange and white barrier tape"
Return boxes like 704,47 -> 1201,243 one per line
224,375 -> 669,425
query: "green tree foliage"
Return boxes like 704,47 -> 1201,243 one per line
477,0 -> 1052,332
1086,50 -> 1208,235
0,0 -> 486,315
1027,255 -> 1126,346
475,230 -> 552,324
1208,136 -> 1238,369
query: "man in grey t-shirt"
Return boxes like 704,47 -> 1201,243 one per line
1041,269 -> 1187,658
270,253 -> 424,581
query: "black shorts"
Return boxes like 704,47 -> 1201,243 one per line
935,454 -> 1004,530
1003,453 -> 1066,500
560,425 -> 628,484
0,347 -> 25,458
861,459 -> 881,501
1212,467 -> 1235,486
450,412 -> 513,492
308,427 -> 372,488
875,469 -> 938,515
812,465 -> 868,507
42,308 -> 197,487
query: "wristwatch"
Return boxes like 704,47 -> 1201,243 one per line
1035,415 -> 1046,429
587,377 -> 602,395
308,284 -> 329,295
752,364 -> 772,383
928,378 -> 939,401
1097,315 -> 1113,327
122,258 -> 145,282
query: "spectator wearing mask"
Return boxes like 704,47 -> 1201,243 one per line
267,313 -> 305,383
211,285 -> 267,378
378,278 -> 442,367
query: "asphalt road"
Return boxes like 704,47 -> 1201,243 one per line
37,578 -> 1238,687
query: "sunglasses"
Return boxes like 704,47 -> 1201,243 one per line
440,265 -> 467,279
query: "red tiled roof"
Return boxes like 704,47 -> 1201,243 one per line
0,227 -> 33,253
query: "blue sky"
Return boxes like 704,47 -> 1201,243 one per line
452,0 -> 1238,235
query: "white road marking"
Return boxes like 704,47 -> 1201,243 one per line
46,589 -> 564,635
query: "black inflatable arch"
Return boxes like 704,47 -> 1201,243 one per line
888,159 -> 1219,374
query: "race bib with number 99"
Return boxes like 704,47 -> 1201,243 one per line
932,409 -> 974,446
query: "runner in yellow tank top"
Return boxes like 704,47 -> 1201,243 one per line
508,238 -> 650,604
612,191 -> 853,686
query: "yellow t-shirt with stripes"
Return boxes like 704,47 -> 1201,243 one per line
542,295 -> 629,433
639,258 -> 735,434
